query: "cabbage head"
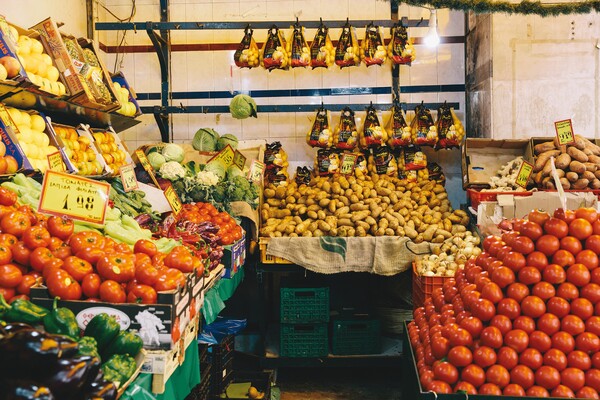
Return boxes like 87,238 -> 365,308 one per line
162,143 -> 184,163
148,152 -> 166,170
217,134 -> 239,151
192,128 -> 219,151
230,94 -> 257,119
226,165 -> 244,180
204,162 -> 227,181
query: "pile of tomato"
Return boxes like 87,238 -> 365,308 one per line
0,187 -> 204,305
409,207 -> 600,398
179,202 -> 244,246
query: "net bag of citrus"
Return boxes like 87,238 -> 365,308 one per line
361,23 -> 387,66
260,26 -> 289,71
435,102 -> 465,149
389,23 -> 415,65
234,26 -> 260,68
335,21 -> 360,68
306,106 -> 333,148
386,103 -> 411,148
334,107 -> 358,150
310,22 -> 335,69
360,103 -> 387,148
287,22 -> 310,68
411,102 -> 437,146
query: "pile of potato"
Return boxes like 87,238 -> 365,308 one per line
533,135 -> 600,190
260,172 -> 469,242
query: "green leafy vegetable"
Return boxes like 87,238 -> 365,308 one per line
230,94 -> 257,119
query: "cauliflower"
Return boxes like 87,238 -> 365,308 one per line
196,170 -> 220,186
159,161 -> 186,181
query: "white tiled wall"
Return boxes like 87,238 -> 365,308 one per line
1,0 -> 89,37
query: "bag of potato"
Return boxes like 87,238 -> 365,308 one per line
334,107 -> 358,150
335,21 -> 360,68
355,152 -> 368,174
435,102 -> 465,149
361,23 -> 387,66
294,166 -> 312,185
399,169 -> 418,183
315,149 -> 341,176
287,22 -> 310,68
265,167 -> 289,187
369,147 -> 397,176
234,26 -> 260,68
261,26 -> 289,71
360,103 -> 387,148
264,141 -> 289,186
310,22 -> 335,69
428,162 -> 446,186
403,146 -> 427,170
386,103 -> 411,148
411,102 -> 437,146
389,23 -> 415,65
307,107 -> 333,148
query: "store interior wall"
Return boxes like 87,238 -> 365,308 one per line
2,0 -> 89,38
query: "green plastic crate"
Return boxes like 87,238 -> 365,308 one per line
331,317 -> 381,355
280,287 -> 329,323
280,323 -> 328,357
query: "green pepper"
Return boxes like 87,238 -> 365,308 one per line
84,313 -> 120,352
3,295 -> 49,325
43,297 -> 80,339
78,336 -> 101,360
0,295 -> 9,319
103,330 -> 143,359
101,354 -> 137,384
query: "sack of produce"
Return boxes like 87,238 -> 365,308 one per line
411,102 -> 437,146
360,103 -> 387,148
260,26 -> 289,71
428,162 -> 446,186
369,147 -> 397,176
335,21 -> 360,68
355,152 -> 368,174
234,26 -> 260,68
294,166 -> 312,185
386,103 -> 411,148
287,22 -> 310,68
361,23 -> 387,66
315,149 -> 341,176
334,107 -> 358,150
310,22 -> 335,69
389,23 -> 415,65
307,106 -> 333,148
403,146 -> 427,170
435,102 -> 465,149
264,142 -> 289,186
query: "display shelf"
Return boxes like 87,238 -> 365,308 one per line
203,263 -> 225,292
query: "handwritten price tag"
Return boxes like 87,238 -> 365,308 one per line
233,150 -> 246,171
164,186 -> 182,215
340,153 -> 358,175
248,160 -> 265,184
515,160 -> 534,189
119,164 -> 139,192
38,170 -> 110,224
135,150 -> 160,187
555,119 -> 575,146
208,145 -> 235,168
47,152 -> 65,172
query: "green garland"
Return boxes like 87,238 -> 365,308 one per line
399,0 -> 600,16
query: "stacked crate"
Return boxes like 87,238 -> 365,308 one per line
209,335 -> 234,396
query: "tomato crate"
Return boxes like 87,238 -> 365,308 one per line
467,188 -> 533,209
280,287 -> 330,323
331,316 -> 381,355
280,323 -> 328,358
412,262 -> 451,310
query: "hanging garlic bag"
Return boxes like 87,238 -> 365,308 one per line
361,23 -> 387,66
310,22 -> 335,69
386,103 -> 411,148
287,22 -> 310,68
360,103 -> 387,148
411,102 -> 437,146
335,22 -> 360,68
334,107 -> 358,150
234,26 -> 260,68
389,23 -> 415,65
435,102 -> 465,149
306,107 -> 333,148
261,26 -> 289,71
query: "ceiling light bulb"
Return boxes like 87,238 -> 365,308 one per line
425,9 -> 440,47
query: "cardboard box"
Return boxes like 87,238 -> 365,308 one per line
222,233 -> 246,279
89,126 -> 134,175
462,138 -> 533,189
77,39 -> 122,109
110,71 -> 142,117
50,122 -> 110,177
0,103 -> 34,171
514,191 -> 598,219
0,16 -> 28,86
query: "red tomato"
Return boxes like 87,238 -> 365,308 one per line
527,251 -> 549,270
577,250 -> 600,270
563,315 -> 586,336
82,273 -> 101,299
481,282 -> 503,304
530,210 -> 551,226
505,329 -> 530,353
555,209 -> 577,224
543,264 -> 567,285
518,266 -> 541,285
572,298 -> 594,320
522,221 -> 544,241
587,235 -> 600,254
558,282 -> 580,301
0,211 -> 31,238
497,298 -> 521,320
576,333 -> 600,353
486,365 -> 510,388
520,348 -> 543,370
483,235 -> 501,252
492,266 -> 515,288
553,331 -> 576,354
587,316 -> 600,336
512,236 -> 535,255
526,385 -> 550,397
448,346 -> 473,367
571,218 -> 594,240
459,317 -> 483,339
133,239 -> 158,257
99,280 -> 126,303
538,313 -> 561,335
567,263 -> 591,287
454,381 -> 477,395
506,282 -> 529,302
490,315 -> 513,336
46,216 -> 74,240
0,264 -> 22,288
562,367 -> 586,392
530,330 -> 552,353
544,348 -> 568,371
481,326 -> 503,349
46,270 -> 82,300
537,235 -> 561,257
535,365 -> 561,390
61,256 -> 93,282
473,346 -> 497,368
22,226 -> 51,250
511,364 -> 535,390
553,249 -> 576,267
577,386 -> 600,399
552,385 -> 575,398
155,268 -> 186,292
96,254 -> 136,283
521,295 -> 547,318
9,241 -> 28,266
16,274 -> 35,296
576,208 -> 599,223
498,346 -> 519,370
545,217 -> 570,238
127,284 -> 158,305
428,381 -> 452,394
448,328 -> 473,347
461,364 -> 485,388
569,350 -> 592,371
431,336 -> 450,359
471,298 -> 496,322
593,268 -> 600,285
503,383 -> 525,396
69,231 -> 104,254
532,282 -> 556,300
433,362 -> 459,385
561,236 -> 583,255
547,296 -> 571,318
479,383 -> 502,395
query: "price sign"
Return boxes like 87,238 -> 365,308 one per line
164,186 -> 182,215
515,160 -> 534,189
207,145 -> 235,168
339,153 -> 358,175
38,170 -> 110,225
233,150 -> 246,171
119,164 -> 139,192
555,119 -> 575,146
135,149 -> 160,187
47,152 -> 65,172
248,160 -> 265,184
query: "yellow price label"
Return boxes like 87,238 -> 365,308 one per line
47,152 -> 65,172
135,149 -> 160,187
515,160 -> 534,189
555,119 -> 575,146
233,150 -> 246,171
119,164 -> 139,192
248,160 -> 265,184
164,186 -> 182,215
339,153 -> 358,175
208,145 -> 235,168
38,170 -> 110,225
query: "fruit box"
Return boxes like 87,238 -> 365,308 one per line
29,272 -> 201,351
461,138 -> 534,189
0,103 -> 34,172
88,126 -> 134,175
0,16 -> 28,89
76,38 -> 122,110
222,233 -> 246,279
110,71 -> 142,117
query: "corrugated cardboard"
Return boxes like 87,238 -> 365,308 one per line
514,191 -> 597,219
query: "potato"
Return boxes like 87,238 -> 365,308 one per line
592,179 -> 600,189
588,155 -> 600,165
582,171 -> 596,181
534,150 -> 562,172
584,163 -> 598,172
559,177 -> 570,190
568,146 -> 589,163
570,160 -> 587,174
555,153 -> 572,169
264,188 -> 276,198
566,171 -> 579,182
535,141 -> 556,155
572,178 -> 590,189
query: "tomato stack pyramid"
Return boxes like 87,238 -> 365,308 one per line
409,207 -> 600,398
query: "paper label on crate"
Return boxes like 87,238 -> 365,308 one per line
164,186 -> 182,215
555,119 -> 575,146
515,160 -> 533,189
135,149 -> 160,187
74,306 -> 131,330
47,152 -> 65,172
248,160 -> 265,184
339,153 -> 358,175
38,170 -> 110,225
119,164 -> 139,192
207,145 -> 235,168
233,150 -> 246,171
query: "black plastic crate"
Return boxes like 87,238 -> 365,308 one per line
280,287 -> 329,323
331,316 -> 381,355
218,370 -> 274,400
280,323 -> 328,357
186,371 -> 211,400
211,358 -> 233,396
201,361 -> 212,381
211,335 -> 234,373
